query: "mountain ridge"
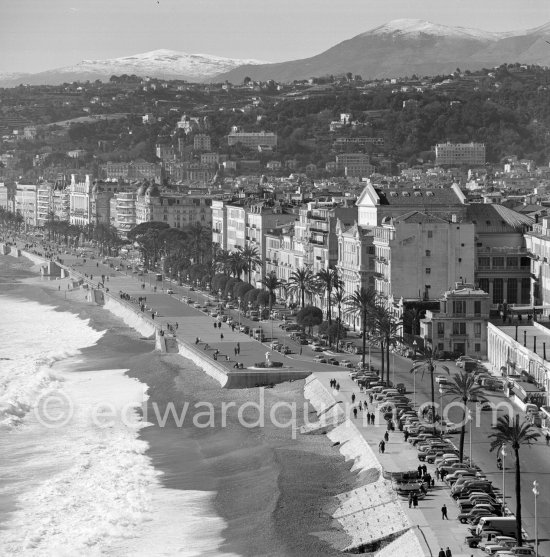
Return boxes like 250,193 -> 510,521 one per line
1,19 -> 550,88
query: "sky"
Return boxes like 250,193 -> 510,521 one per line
1,0 -> 549,74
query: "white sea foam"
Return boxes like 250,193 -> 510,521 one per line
0,296 -> 239,556
0,296 -> 105,428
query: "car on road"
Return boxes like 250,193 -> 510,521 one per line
240,325 -> 250,334
166,289 -> 174,294
310,344 -> 323,351
339,360 -> 354,368
314,355 -> 328,363
327,358 -> 340,366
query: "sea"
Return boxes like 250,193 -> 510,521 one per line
0,255 -> 352,557
0,258 -> 239,556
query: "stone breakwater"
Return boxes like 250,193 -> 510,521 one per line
302,374 -> 426,556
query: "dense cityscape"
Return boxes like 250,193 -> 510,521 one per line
2,5 -> 550,557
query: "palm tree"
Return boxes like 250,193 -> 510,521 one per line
229,251 -> 246,278
331,287 -> 346,351
374,306 -> 402,385
443,371 -> 487,462
187,222 -> 211,264
344,287 -> 377,369
261,272 -> 282,314
288,267 -> 314,308
237,244 -> 262,284
411,348 -> 449,432
489,415 -> 540,547
316,267 -> 342,325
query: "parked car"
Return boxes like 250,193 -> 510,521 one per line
339,360 -> 354,368
328,358 -> 340,366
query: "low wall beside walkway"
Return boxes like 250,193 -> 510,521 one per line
103,296 -> 157,339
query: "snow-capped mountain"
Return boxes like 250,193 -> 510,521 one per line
0,49 -> 266,87
217,18 -> 550,83
365,18 -> 517,41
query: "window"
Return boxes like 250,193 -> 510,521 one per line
437,322 -> 445,338
453,322 -> 466,335
474,322 -> 482,338
478,257 -> 490,268
521,277 -> 531,304
474,300 -> 481,315
426,268 -> 431,274
427,231 -> 433,238
507,278 -> 518,304
475,343 -> 481,353
425,250 -> 431,257
506,257 -> 518,268
478,278 -> 489,294
453,300 -> 466,315
493,278 -> 504,304
438,343 -> 445,352
493,257 -> 504,268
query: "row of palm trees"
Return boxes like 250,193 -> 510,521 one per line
440,368 -> 540,548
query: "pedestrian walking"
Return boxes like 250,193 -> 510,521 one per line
546,432 -> 550,446
441,504 -> 448,520
404,430 -> 409,442
445,548 -> 452,557
435,468 -> 440,481
351,394 -> 356,404
408,493 -> 413,508
213,323 -> 217,329
422,464 -> 427,476
220,333 -> 224,340
417,465 -> 423,478
384,431 -> 389,442
438,549 -> 445,557
353,407 -> 358,419
378,440 -> 385,453
234,347 -> 238,356
370,412 -> 375,424
336,383 -> 340,391
412,493 -> 418,508
358,401 -> 363,411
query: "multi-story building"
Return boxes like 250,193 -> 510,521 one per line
227,131 -> 277,149
114,191 -> 137,238
335,153 -> 374,179
0,182 -> 15,213
212,200 -> 227,248
469,204 -> 533,308
333,137 -> 385,150
421,283 -> 491,357
435,142 -> 486,167
194,134 -> 211,151
135,184 -> 212,229
356,183 -> 468,227
525,217 -> 550,315
69,175 -> 93,227
15,184 -> 38,228
200,152 -> 219,165
36,183 -> 70,227
373,211 -> 475,302
336,221 -> 376,302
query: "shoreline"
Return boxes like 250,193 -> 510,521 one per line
1,253 -> 356,556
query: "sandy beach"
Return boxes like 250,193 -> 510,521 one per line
1,254 -> 356,556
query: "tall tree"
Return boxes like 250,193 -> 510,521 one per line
344,287 -> 377,369
315,267 -> 342,325
443,371 -> 487,462
288,267 -> 314,308
374,306 -> 402,384
411,348 -> 449,432
489,415 -> 540,547
331,286 -> 346,351
237,244 -> 262,284
261,272 -> 282,314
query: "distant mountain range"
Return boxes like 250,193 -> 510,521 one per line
217,19 -> 550,83
0,49 -> 265,88
2,19 -> 550,88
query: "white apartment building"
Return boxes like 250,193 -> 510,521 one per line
227,131 -> 277,149
194,134 -> 211,151
37,183 -> 70,227
0,183 -> 14,213
435,142 -> 486,166
15,184 -> 38,228
115,191 -> 137,239
69,174 -> 93,227
373,211 -> 475,302
135,183 -> 211,229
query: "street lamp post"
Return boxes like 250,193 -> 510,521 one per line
533,480 -> 539,557
238,297 -> 242,330
501,445 -> 507,511
412,340 -> 418,407
468,407 -> 472,463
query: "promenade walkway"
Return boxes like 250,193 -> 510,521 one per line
310,370 -> 485,557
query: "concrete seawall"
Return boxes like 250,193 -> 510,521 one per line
302,374 -> 425,556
